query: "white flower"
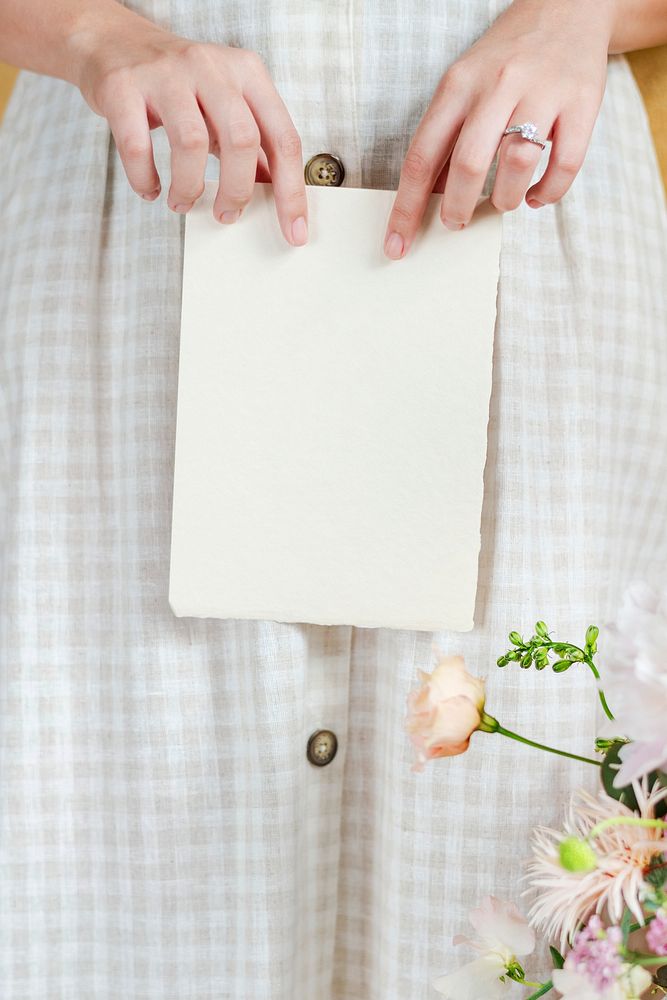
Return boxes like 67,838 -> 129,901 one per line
598,581 -> 667,786
525,781 -> 667,954
432,896 -> 535,999
552,964 -> 652,1000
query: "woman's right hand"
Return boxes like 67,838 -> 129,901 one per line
72,8 -> 308,245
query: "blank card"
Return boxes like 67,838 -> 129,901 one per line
169,182 -> 501,631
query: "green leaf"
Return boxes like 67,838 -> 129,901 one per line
621,908 -> 632,945
646,856 -> 667,890
549,946 -> 565,970
552,660 -> 572,672
535,621 -> 549,638
600,743 -> 667,818
509,631 -> 523,646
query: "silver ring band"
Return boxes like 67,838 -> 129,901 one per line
502,122 -> 547,151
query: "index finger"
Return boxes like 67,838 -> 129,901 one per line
243,73 -> 308,247
384,101 -> 464,259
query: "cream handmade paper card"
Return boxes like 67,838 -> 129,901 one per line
169,182 -> 501,631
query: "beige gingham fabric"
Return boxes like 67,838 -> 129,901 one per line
1,1 -> 666,997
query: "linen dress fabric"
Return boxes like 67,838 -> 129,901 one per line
1,0 -> 666,996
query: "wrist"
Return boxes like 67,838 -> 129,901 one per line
65,1 -> 166,92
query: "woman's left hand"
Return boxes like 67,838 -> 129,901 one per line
383,0 -> 616,259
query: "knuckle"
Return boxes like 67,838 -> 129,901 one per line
440,60 -> 470,95
554,151 -> 582,177
173,121 -> 209,152
390,202 -> 415,226
238,48 -> 266,74
442,208 -> 467,226
490,192 -> 518,213
176,181 -> 205,202
180,40 -> 206,64
503,142 -> 538,172
402,148 -> 432,185
117,133 -> 150,161
494,61 -> 520,89
452,150 -> 484,179
221,185 -> 253,206
282,186 -> 307,206
277,128 -> 302,160
227,118 -> 260,152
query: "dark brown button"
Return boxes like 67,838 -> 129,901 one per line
306,729 -> 338,766
304,152 -> 345,187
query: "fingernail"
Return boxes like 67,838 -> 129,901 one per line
442,219 -> 464,231
219,209 -> 241,224
384,231 -> 404,260
526,197 -> 543,209
291,216 -> 308,246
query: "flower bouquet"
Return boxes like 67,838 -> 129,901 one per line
405,582 -> 667,999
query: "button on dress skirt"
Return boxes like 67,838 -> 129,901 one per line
1,1 -> 666,997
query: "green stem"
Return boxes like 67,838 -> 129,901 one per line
494,725 -> 602,768
625,954 -> 667,967
588,817 -> 667,839
583,655 -> 615,722
525,981 -> 553,1000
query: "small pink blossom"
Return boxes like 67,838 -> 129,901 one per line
646,907 -> 667,956
561,915 -> 623,992
554,916 -> 652,997
405,654 -> 487,772
553,963 -> 651,1000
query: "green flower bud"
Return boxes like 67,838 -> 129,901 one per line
521,652 -> 533,668
497,656 -> 509,667
568,649 -> 585,662
552,659 -> 572,672
534,650 -> 549,671
506,961 -> 526,983
535,621 -> 549,638
595,738 -> 619,752
586,625 -> 600,656
559,836 -> 597,873
509,631 -> 523,646
586,625 -> 599,646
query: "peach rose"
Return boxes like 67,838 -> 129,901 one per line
405,655 -> 487,772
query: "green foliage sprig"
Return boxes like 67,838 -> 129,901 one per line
496,621 -> 614,721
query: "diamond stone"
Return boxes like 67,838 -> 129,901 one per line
520,123 -> 538,140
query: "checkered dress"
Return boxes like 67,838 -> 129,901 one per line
1,1 -> 666,997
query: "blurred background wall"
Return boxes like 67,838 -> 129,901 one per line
1,50 -> 666,189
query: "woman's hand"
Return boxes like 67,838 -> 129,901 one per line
384,0 -> 617,259
72,6 -> 308,244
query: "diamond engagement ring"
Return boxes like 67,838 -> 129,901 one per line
502,122 -> 547,150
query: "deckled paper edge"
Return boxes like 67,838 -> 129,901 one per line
168,188 -> 501,633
